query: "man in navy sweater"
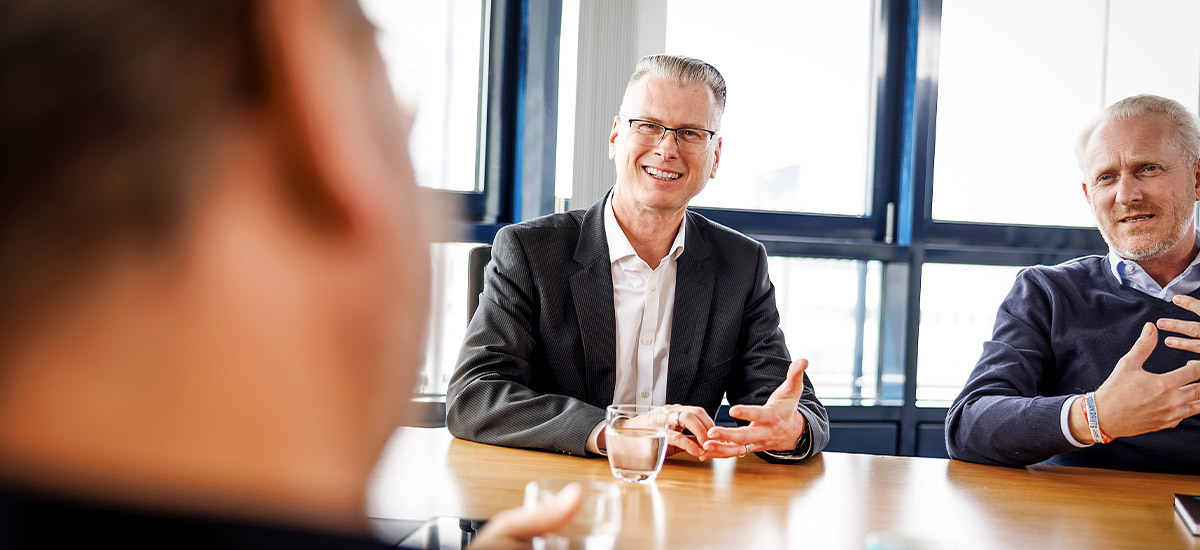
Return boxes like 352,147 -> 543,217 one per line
946,94 -> 1200,474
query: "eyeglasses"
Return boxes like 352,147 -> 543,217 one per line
618,115 -> 717,153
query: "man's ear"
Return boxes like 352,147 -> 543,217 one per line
1081,180 -> 1091,206
1192,159 -> 1200,201
255,0 -> 398,238
609,116 -> 621,161
709,136 -> 722,179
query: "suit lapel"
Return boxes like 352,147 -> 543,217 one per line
571,196 -> 616,407
666,211 -> 713,405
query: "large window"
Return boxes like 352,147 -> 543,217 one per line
420,243 -> 477,395
916,263 -> 1022,404
665,0 -> 877,216
932,0 -> 1200,227
772,258 -> 884,403
363,0 -> 487,192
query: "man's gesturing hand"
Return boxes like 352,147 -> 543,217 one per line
701,359 -> 810,458
1091,322 -> 1200,440
1158,295 -> 1200,354
656,405 -> 716,459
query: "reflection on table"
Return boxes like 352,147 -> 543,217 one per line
368,427 -> 1200,549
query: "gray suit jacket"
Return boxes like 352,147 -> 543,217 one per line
446,197 -> 829,459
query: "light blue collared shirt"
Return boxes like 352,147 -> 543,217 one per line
1105,229 -> 1200,302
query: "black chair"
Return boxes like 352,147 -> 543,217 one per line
467,245 -> 492,324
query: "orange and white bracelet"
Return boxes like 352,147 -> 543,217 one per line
1081,391 -> 1113,444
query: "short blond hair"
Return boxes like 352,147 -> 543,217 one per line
1076,94 -> 1200,170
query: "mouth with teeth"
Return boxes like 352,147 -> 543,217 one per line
1119,214 -> 1155,223
643,165 -> 682,181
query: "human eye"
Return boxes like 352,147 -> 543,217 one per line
678,129 -> 705,142
1094,174 -> 1114,185
633,121 -> 663,134
1141,165 -> 1161,174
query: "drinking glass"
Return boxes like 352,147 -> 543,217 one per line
524,479 -> 620,550
604,404 -> 668,483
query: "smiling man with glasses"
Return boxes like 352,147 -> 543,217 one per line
448,54 -> 829,464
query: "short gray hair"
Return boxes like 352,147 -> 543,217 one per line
619,54 -> 727,126
1076,94 -> 1200,170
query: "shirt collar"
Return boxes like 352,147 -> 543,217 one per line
604,194 -> 686,266
1107,228 -> 1200,300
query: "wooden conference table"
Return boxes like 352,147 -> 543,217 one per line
368,427 -> 1200,549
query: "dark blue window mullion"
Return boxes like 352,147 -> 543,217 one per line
480,0 -> 525,225
857,0 -> 918,411
516,0 -> 562,221
894,0 -> 933,456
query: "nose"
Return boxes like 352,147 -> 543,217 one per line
1115,174 -> 1143,205
652,129 -> 681,159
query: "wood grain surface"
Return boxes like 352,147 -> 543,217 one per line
368,427 -> 1200,549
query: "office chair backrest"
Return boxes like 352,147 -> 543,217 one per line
467,245 -> 492,324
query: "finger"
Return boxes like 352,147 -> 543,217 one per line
700,439 -> 750,459
727,404 -> 774,423
667,431 -> 705,458
1181,381 -> 1200,403
1172,294 -> 1200,316
706,424 -> 769,445
1164,361 -> 1200,389
1163,336 -> 1200,353
1188,399 -> 1200,419
1116,323 -> 1157,372
1184,385 -> 1200,418
767,359 -> 810,403
678,408 -> 716,445
1156,317 -> 1200,338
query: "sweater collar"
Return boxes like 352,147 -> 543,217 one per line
1106,228 -> 1200,301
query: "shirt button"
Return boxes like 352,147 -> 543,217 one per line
649,284 -> 658,292
641,390 -> 650,398
641,336 -> 653,345
1124,264 -> 1134,273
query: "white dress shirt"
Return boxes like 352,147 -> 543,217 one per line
587,197 -> 685,453
1060,229 -> 1200,447
606,197 -> 685,406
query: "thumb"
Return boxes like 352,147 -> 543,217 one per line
768,359 -> 809,404
1117,322 -> 1157,372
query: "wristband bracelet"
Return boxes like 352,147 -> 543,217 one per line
1083,392 -> 1113,444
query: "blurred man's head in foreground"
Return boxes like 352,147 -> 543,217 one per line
0,0 -> 430,532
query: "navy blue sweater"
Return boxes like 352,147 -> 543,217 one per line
946,255 -> 1200,474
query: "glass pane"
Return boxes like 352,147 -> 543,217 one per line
933,0 -> 1200,226
1104,0 -> 1200,108
555,0 -> 580,205
771,257 -> 883,403
363,0 -> 485,192
664,0 -> 876,216
916,263 -> 1024,406
420,242 -> 479,395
